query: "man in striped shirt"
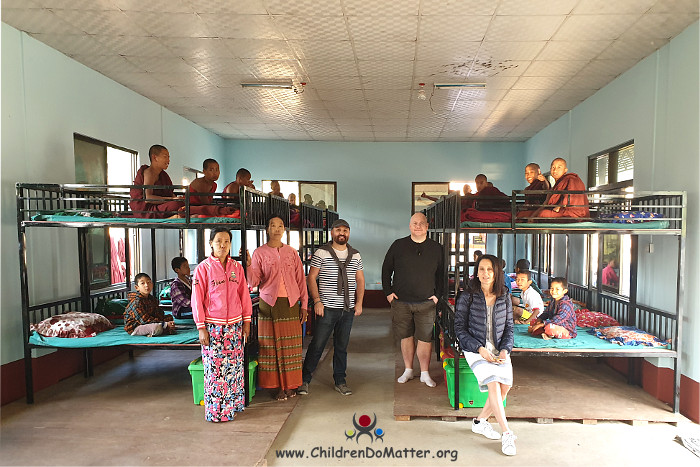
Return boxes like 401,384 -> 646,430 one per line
298,219 -> 365,397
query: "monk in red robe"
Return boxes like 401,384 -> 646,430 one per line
516,162 -> 551,219
461,174 -> 511,222
129,145 -> 184,218
187,159 -> 234,217
530,158 -> 590,220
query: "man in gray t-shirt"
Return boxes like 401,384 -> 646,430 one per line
298,219 -> 364,397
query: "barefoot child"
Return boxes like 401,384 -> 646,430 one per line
125,273 -> 175,336
528,277 -> 577,339
192,228 -> 252,422
512,271 -> 544,324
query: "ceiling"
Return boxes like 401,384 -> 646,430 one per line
2,0 -> 698,142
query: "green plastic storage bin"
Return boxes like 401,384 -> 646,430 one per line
188,357 -> 258,405
443,358 -> 506,409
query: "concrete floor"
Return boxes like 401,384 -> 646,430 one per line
2,308 -> 698,466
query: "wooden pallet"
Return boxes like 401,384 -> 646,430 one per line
394,354 -> 684,425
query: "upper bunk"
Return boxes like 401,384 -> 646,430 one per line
16,183 -> 301,231
424,189 -> 686,237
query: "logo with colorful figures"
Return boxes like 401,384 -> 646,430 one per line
344,413 -> 385,443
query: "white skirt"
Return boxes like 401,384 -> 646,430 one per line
463,351 -> 513,392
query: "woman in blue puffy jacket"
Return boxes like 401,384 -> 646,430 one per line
454,254 -> 516,456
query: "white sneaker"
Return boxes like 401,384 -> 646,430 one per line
471,418 -> 501,440
501,431 -> 517,456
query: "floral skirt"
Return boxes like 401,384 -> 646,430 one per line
201,322 -> 244,422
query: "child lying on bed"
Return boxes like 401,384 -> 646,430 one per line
528,277 -> 576,339
512,271 -> 544,324
125,273 -> 175,336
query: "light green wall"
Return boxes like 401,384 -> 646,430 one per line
525,21 -> 699,381
1,24 -> 226,365
225,140 -> 525,289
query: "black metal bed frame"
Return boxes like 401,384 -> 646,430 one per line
16,183 -> 333,404
425,189 -> 686,413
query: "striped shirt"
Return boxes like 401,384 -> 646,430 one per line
310,247 -> 363,309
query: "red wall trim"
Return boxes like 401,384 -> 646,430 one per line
1,348 -> 125,406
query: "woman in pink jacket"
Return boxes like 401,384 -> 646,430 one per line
247,216 -> 308,400
192,227 -> 252,422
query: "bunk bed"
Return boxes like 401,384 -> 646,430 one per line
16,183 -> 333,404
424,189 -> 686,413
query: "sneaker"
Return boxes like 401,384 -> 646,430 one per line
471,418 -> 501,440
297,382 -> 309,395
334,383 -> 353,396
501,431 -> 517,456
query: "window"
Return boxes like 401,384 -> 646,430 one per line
587,141 -> 635,296
588,141 -> 634,191
73,134 -> 139,289
412,181 -> 473,214
261,180 -> 337,211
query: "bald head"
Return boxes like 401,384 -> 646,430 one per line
409,212 -> 428,242
550,158 -> 569,181
475,174 -> 488,192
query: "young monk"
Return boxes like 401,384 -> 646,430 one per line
129,145 -> 184,218
223,168 -> 256,202
188,159 -> 233,216
516,163 -> 551,218
269,180 -> 283,197
528,277 -> 577,339
530,158 -> 589,220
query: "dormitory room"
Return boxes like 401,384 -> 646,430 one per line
2,1 -> 700,465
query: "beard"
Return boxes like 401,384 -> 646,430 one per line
333,235 -> 348,245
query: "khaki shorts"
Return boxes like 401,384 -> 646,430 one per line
391,299 -> 436,342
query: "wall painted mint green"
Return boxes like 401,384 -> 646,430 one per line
525,21 -> 699,381
226,140 -> 525,289
1,24 -> 226,365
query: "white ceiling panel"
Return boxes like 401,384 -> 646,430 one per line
573,0 -> 657,15
536,40 -> 612,61
3,1 -> 696,142
265,0 -> 344,16
353,41 -> 416,61
496,0 -> 578,16
345,0 -> 420,16
485,16 -> 566,41
553,15 -> 642,41
347,16 -> 418,42
200,14 -> 283,40
419,15 -> 492,42
421,0 -> 497,16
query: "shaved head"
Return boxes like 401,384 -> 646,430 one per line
410,212 -> 427,224
526,163 -> 541,171
552,157 -> 568,168
475,174 -> 487,183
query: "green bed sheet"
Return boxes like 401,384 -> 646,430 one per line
31,214 -> 240,224
29,319 -> 199,348
460,220 -> 670,229
513,324 -> 670,349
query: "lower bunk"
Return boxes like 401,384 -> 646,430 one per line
22,285 -> 260,405
432,297 -> 680,421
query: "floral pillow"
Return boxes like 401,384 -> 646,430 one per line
592,326 -> 670,348
31,312 -> 114,338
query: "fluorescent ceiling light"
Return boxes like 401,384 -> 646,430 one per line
241,81 -> 294,89
434,82 -> 486,89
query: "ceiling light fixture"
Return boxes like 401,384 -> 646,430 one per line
434,82 -> 486,89
241,80 -> 306,94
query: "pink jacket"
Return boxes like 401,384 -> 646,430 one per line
247,244 -> 308,310
192,255 -> 252,329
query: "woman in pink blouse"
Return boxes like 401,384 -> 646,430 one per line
247,216 -> 308,400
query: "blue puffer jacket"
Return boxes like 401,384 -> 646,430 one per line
454,289 -> 514,354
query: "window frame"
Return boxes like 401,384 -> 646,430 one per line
587,140 -> 634,192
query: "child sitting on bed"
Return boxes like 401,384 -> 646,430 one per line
223,168 -> 256,202
170,257 -> 193,319
528,277 -> 576,339
125,273 -> 175,336
187,159 -> 234,217
512,271 -> 544,324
